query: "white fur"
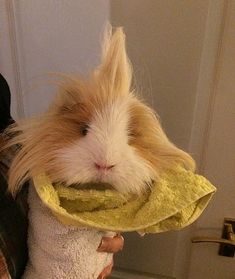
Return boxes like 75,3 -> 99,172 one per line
54,98 -> 155,194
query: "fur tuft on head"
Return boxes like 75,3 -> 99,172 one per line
95,25 -> 132,97
1,26 -> 195,197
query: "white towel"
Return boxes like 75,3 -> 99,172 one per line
23,186 -> 113,279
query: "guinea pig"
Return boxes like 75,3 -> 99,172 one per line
4,26 -> 195,197
1,26 -> 196,279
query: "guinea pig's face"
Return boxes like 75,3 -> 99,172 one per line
50,94 -> 157,194
41,28 -> 157,194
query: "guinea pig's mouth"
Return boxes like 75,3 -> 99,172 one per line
53,179 -> 155,193
54,181 -> 115,191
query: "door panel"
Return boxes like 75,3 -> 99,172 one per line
188,1 -> 235,278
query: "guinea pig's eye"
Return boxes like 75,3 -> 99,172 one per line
128,129 -> 141,139
80,124 -> 89,136
128,129 -> 137,137
128,132 -> 136,137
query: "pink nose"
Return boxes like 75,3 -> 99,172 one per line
94,163 -> 115,171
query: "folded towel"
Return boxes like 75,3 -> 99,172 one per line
33,166 -> 216,234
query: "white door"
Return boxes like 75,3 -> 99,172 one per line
0,1 -> 234,279
187,0 -> 235,278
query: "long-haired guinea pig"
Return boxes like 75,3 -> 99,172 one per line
3,26 -> 195,197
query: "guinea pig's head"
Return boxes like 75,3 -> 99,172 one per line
5,27 -> 195,196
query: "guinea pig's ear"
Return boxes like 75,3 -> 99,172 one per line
51,77 -> 87,113
96,25 -> 132,96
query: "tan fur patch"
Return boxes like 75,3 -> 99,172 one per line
128,98 -> 195,176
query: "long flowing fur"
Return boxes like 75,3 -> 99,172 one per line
1,26 -> 195,196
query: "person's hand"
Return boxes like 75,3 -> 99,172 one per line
97,234 -> 124,279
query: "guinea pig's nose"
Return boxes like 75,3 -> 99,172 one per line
94,162 -> 115,171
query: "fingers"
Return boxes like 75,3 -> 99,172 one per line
96,235 -> 124,279
97,234 -> 124,253
97,259 -> 113,279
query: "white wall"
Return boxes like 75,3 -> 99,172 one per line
0,1 -> 21,119
0,0 -> 110,118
